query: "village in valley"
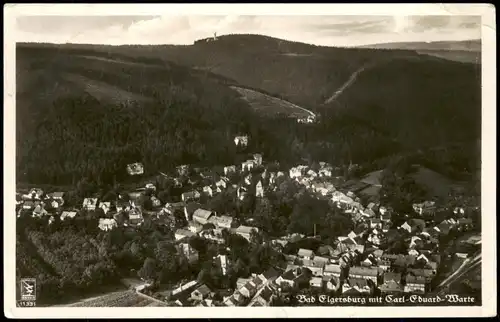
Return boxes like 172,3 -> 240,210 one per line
15,134 -> 481,307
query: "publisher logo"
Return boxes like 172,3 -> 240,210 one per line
20,278 -> 36,301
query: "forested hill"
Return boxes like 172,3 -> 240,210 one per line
16,44 -> 259,185
16,37 -> 481,187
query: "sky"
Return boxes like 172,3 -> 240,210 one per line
15,15 -> 481,47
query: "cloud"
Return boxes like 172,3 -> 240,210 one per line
15,15 -> 481,46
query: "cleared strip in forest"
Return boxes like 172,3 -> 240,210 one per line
230,86 -> 316,118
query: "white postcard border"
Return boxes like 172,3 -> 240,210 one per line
3,3 -> 496,318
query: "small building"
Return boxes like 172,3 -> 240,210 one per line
191,284 -> 211,301
175,229 -> 196,241
24,188 -> 44,200
32,204 -> 48,218
99,202 -> 111,214
82,198 -> 98,211
237,186 -> 248,201
224,165 -> 237,176
126,162 -> 144,176
235,225 -> 259,241
348,266 -> 378,283
98,218 -> 117,231
181,191 -> 201,202
187,221 -> 204,234
342,278 -> 371,295
275,269 -> 298,288
47,192 -> 65,204
203,186 -> 214,197
253,153 -> 263,166
234,135 -> 249,147
22,201 -> 34,210
297,248 -> 314,260
412,201 -> 436,215
216,178 -> 228,190
150,196 -> 162,208
184,202 -> 202,221
404,274 -> 426,294
302,259 -> 324,277
324,264 -> 342,278
214,215 -> 234,229
60,211 -> 77,221
192,209 -> 215,225
255,181 -> 264,198
242,160 -> 255,172
379,272 -> 403,295
309,277 -> 323,289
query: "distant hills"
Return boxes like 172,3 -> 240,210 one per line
16,34 -> 481,184
358,39 -> 481,51
358,39 -> 481,64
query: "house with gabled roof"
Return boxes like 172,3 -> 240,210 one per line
404,274 -> 426,294
324,264 -> 342,278
175,229 -> 196,241
176,164 -> 190,176
342,278 -> 371,295
242,160 -> 255,172
213,215 -> 234,229
99,202 -> 111,215
237,186 -> 248,201
224,165 -> 237,176
348,266 -> 378,283
297,248 -> 314,260
99,218 -> 117,231
235,225 -> 259,241
275,269 -> 298,288
255,180 -> 264,198
32,204 -> 49,217
60,211 -> 77,221
181,191 -> 201,202
400,221 -> 412,234
47,191 -> 64,203
24,188 -> 44,200
234,135 -> 249,147
21,201 -> 34,210
193,208 -> 215,225
258,267 -> 281,284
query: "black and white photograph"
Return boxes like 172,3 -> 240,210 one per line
4,3 -> 496,319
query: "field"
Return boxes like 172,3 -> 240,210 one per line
62,290 -> 169,307
230,86 -> 315,119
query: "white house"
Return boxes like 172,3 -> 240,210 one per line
234,135 -> 249,147
242,160 -> 255,172
253,153 -> 263,166
60,211 -> 77,221
297,248 -> 314,260
24,188 -> 44,200
235,225 -> 259,241
255,181 -> 264,197
83,198 -> 98,211
182,191 -> 201,202
193,209 -> 215,225
203,186 -> 214,197
99,218 -> 117,231
224,165 -> 237,175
